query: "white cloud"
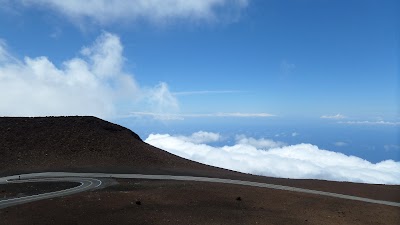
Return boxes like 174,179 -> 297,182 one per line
339,120 -> 400,126
146,132 -> 400,184
334,142 -> 348,147
291,132 -> 299,137
180,131 -> 221,144
321,113 -> 346,119
129,112 -> 275,120
144,82 -> 179,113
0,32 -> 178,118
235,135 -> 285,149
11,0 -> 249,26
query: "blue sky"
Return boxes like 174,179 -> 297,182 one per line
0,0 -> 399,183
0,0 -> 398,120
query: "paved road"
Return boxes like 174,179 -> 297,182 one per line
0,176 -> 102,209
1,172 -> 399,209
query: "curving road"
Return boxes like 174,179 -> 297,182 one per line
0,176 -> 102,209
1,172 -> 399,209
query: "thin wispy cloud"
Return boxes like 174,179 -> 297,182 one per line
179,131 -> 222,144
321,113 -> 346,119
128,112 -> 184,121
49,27 -> 62,39
146,131 -> 400,184
8,0 -> 249,26
0,39 -> 18,63
384,145 -> 400,151
173,90 -> 243,96
280,60 -> 296,76
334,142 -> 348,147
130,111 -> 275,120
212,112 -> 274,117
339,120 -> 400,126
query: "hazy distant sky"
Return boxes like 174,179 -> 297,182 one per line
0,0 -> 398,121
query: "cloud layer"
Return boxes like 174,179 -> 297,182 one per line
10,0 -> 249,25
146,131 -> 400,184
339,120 -> 400,126
130,112 -> 274,120
0,32 -> 177,118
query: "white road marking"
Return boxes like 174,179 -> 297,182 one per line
94,179 -> 102,188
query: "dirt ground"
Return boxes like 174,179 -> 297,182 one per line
1,179 -> 399,225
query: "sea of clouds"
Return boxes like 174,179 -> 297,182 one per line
146,131 -> 400,184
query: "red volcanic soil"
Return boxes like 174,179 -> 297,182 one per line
0,116 -> 399,225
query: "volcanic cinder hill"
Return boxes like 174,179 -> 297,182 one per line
0,116 -> 230,177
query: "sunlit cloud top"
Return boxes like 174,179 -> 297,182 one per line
146,131 -> 400,184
